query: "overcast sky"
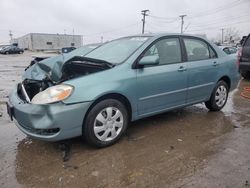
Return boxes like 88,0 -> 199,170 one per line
0,0 -> 250,44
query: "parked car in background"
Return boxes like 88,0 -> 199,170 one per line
7,34 -> 240,148
0,46 -> 24,54
0,45 -> 9,51
218,46 -> 238,56
62,47 -> 76,53
239,34 -> 250,79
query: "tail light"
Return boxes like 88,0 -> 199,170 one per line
236,47 -> 242,68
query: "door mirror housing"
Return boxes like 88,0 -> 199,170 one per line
138,55 -> 159,66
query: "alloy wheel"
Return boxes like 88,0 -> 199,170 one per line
215,85 -> 228,107
94,107 -> 124,142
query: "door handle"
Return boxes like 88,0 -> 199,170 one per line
178,66 -> 187,72
213,61 -> 218,66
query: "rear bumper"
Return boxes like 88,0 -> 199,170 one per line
8,89 -> 91,141
239,62 -> 250,72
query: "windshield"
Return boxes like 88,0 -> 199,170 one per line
61,45 -> 99,62
65,45 -> 97,57
85,37 -> 150,64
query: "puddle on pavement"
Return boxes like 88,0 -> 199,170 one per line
5,103 -> 235,188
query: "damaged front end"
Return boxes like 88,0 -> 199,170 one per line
17,79 -> 52,103
8,56 -> 111,140
20,56 -> 114,104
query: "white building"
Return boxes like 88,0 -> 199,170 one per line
14,33 -> 82,51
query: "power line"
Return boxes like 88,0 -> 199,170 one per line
186,19 -> 250,32
190,12 -> 250,27
82,23 -> 140,37
148,16 -> 179,24
148,15 -> 178,21
187,0 -> 248,19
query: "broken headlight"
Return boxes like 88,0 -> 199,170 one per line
31,84 -> 73,104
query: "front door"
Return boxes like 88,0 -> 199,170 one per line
136,37 -> 188,117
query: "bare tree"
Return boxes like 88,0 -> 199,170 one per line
224,27 -> 240,43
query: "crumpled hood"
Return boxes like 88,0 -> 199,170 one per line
24,55 -> 64,82
23,46 -> 98,82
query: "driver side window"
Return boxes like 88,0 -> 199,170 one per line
143,38 -> 182,66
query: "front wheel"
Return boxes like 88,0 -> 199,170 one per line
205,81 -> 229,111
83,99 -> 128,148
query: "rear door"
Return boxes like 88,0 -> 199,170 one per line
182,37 -> 219,104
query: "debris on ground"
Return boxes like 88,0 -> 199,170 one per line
58,142 -> 71,162
91,171 -> 99,177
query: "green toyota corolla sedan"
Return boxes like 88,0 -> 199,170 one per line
7,33 -> 240,147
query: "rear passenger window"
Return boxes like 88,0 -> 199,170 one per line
184,38 -> 210,61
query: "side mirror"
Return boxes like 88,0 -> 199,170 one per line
138,55 -> 159,66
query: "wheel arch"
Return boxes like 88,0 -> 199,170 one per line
218,75 -> 231,89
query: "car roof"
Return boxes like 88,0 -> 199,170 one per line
126,32 -> 208,38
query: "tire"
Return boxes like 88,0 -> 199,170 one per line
83,99 -> 128,148
5,51 -> 9,55
205,80 -> 229,111
241,72 -> 250,79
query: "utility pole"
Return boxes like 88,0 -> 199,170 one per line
179,15 -> 187,34
9,30 -> 13,42
221,28 -> 224,44
72,28 -> 75,45
141,10 -> 149,34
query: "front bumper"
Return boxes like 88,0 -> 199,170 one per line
8,88 -> 91,141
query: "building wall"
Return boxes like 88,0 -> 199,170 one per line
16,33 -> 82,51
17,34 -> 32,50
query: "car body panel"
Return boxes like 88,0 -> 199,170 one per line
136,62 -> 188,116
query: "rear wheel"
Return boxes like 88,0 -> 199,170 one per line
83,99 -> 128,148
205,81 -> 229,111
